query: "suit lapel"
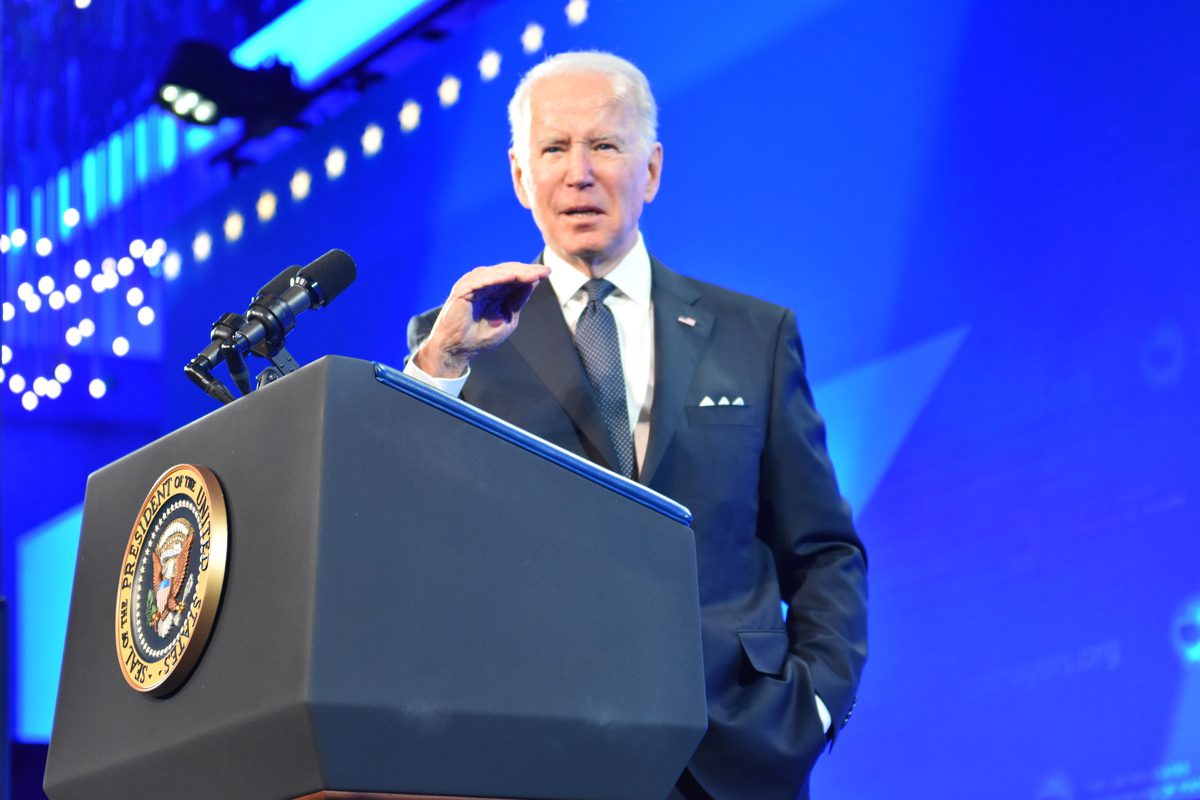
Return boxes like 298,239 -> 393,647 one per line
506,280 -> 623,471
640,258 -> 713,485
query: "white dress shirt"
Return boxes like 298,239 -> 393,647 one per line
542,233 -> 654,471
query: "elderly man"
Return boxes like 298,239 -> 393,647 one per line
406,51 -> 866,800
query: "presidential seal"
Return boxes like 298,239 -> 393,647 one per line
115,464 -> 228,695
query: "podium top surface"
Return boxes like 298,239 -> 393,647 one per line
373,360 -> 691,525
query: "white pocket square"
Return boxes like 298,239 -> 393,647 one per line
698,395 -> 744,407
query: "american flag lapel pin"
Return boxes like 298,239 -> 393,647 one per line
677,315 -> 696,327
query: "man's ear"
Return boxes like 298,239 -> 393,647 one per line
643,142 -> 664,203
510,149 -> 532,209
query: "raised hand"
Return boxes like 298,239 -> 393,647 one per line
413,262 -> 551,378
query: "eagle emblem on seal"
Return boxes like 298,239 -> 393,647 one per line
148,518 -> 195,637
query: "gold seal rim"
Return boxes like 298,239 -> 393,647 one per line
114,463 -> 228,695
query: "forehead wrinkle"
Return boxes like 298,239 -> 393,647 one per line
534,130 -> 627,146
532,114 -> 632,148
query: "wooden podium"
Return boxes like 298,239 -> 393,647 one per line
44,356 -> 707,800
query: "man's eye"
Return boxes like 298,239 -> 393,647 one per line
595,142 -> 617,151
543,145 -> 563,154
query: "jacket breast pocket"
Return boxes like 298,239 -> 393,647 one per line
737,629 -> 790,677
686,405 -> 758,427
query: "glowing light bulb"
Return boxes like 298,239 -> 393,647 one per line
478,50 -> 501,82
521,23 -> 545,54
9,373 -> 25,393
565,0 -> 589,26
163,252 -> 182,280
65,284 -> 82,303
78,318 -> 95,337
438,75 -> 461,108
256,190 -> 277,222
129,239 -> 147,258
193,100 -> 218,123
224,212 -> 244,242
63,207 -> 81,227
193,231 -> 212,262
173,91 -> 200,116
66,328 -> 82,347
290,169 -> 312,201
75,258 -> 92,278
112,336 -> 130,357
89,378 -> 107,399
117,257 -> 135,276
35,237 -> 53,256
126,287 -> 144,307
55,363 -> 72,383
399,100 -> 421,133
325,147 -> 347,180
138,306 -> 156,326
361,124 -> 383,157
48,291 -> 65,310
21,391 -> 37,411
38,275 -> 55,294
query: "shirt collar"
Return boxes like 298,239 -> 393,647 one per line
544,231 -> 652,309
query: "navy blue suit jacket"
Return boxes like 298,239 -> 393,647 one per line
409,257 -> 867,799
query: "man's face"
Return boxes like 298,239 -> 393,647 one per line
511,72 -> 662,275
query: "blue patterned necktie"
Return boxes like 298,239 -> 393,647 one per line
574,279 -> 636,478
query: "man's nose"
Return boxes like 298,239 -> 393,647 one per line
565,146 -> 593,186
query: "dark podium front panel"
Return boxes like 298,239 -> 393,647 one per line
45,356 -> 706,800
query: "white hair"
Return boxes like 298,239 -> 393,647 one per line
507,51 -> 658,175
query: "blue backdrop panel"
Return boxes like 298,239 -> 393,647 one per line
9,1 -> 1199,798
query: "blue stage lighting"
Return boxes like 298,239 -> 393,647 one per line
230,0 -> 434,87
15,506 -> 84,742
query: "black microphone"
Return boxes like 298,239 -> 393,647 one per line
230,266 -> 302,395
222,249 -> 356,374
292,247 -> 356,308
255,265 -> 302,305
184,312 -> 246,404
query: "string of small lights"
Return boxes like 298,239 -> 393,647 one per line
1,1 -> 591,414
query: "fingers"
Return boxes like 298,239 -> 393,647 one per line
451,262 -> 550,301
417,262 -> 550,377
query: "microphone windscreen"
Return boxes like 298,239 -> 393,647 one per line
297,249 -> 356,305
255,266 -> 301,301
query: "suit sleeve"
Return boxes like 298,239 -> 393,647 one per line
761,308 -> 868,745
406,308 -> 439,354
